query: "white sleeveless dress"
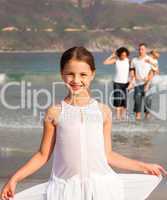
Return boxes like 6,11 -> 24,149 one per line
13,99 -> 162,200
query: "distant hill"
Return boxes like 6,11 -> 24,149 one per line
0,0 -> 167,51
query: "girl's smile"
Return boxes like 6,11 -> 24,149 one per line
61,59 -> 95,94
69,84 -> 84,91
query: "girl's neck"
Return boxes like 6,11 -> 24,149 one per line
65,91 -> 92,106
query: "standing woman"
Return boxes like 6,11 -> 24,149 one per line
103,47 -> 130,120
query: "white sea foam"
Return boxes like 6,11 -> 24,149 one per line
0,146 -> 33,155
0,120 -> 165,134
0,73 -> 6,84
95,76 -> 112,84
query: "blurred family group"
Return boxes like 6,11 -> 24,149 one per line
103,43 -> 160,121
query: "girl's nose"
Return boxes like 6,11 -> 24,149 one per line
73,75 -> 80,83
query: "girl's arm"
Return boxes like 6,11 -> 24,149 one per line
145,58 -> 159,73
103,52 -> 116,65
9,105 -> 60,183
101,103 -> 167,176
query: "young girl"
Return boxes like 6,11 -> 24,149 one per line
103,47 -> 130,120
147,49 -> 160,75
144,49 -> 160,91
144,49 -> 160,119
0,47 -> 166,200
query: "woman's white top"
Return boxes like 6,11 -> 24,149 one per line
114,58 -> 130,84
14,99 -> 162,200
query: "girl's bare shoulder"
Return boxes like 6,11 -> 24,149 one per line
96,101 -> 112,121
44,103 -> 62,125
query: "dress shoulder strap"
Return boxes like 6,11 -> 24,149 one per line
94,101 -> 112,123
46,102 -> 64,126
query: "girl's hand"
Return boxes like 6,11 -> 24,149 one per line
141,163 -> 167,177
112,50 -> 116,56
109,50 -> 116,59
0,178 -> 17,200
127,83 -> 133,91
128,80 -> 135,91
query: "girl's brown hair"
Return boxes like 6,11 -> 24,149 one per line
150,49 -> 160,59
60,46 -> 96,72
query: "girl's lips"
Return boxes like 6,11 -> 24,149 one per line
70,84 -> 83,90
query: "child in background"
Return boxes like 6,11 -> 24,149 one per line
147,49 -> 160,75
144,49 -> 160,92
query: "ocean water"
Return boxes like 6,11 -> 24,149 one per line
0,52 -> 167,199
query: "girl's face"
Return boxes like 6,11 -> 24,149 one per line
152,52 -> 160,59
120,52 -> 128,60
61,59 -> 95,95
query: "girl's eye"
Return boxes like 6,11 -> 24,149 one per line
81,74 -> 87,76
65,73 -> 73,76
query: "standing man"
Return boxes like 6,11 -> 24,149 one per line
130,43 -> 153,120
